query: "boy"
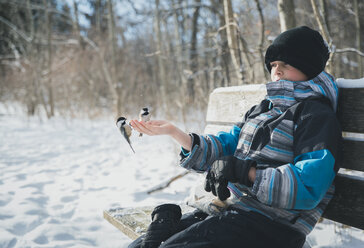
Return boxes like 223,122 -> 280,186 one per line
130,26 -> 341,248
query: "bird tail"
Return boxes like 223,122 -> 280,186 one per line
129,143 -> 136,153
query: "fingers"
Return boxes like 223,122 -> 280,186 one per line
146,120 -> 164,126
204,172 -> 212,192
205,170 -> 230,201
130,120 -> 155,136
216,180 -> 230,201
210,181 -> 217,197
205,171 -> 217,196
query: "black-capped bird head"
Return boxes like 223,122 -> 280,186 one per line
116,116 -> 127,128
138,107 -> 150,137
139,107 -> 150,121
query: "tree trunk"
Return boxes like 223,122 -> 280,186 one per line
310,0 -> 333,74
26,0 -> 34,41
172,0 -> 184,88
354,0 -> 363,77
43,0 -> 54,118
25,0 -> 37,116
319,0 -> 330,34
254,0 -> 269,81
238,34 -> 254,84
107,0 -> 117,86
154,0 -> 168,111
223,0 -> 242,84
210,0 -> 231,87
187,0 -> 201,103
172,0 -> 189,125
73,0 -> 84,49
277,0 -> 296,32
107,0 -> 121,116
95,0 -> 102,34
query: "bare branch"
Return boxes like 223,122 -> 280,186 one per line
147,171 -> 190,194
310,0 -> 332,45
334,48 -> 364,57
0,0 -> 73,20
0,16 -> 32,43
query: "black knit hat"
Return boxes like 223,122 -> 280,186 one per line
265,26 -> 330,80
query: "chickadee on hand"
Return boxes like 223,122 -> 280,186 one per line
116,116 -> 135,153
138,107 -> 151,137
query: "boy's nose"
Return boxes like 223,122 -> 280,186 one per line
276,68 -> 283,76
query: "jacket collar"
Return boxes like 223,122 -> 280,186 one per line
265,71 -> 338,111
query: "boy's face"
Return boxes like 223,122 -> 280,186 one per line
270,61 -> 308,82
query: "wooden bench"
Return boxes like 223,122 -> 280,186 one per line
104,78 -> 364,241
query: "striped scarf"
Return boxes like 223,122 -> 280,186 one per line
235,71 -> 338,164
266,71 -> 338,112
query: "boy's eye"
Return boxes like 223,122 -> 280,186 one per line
270,63 -> 277,67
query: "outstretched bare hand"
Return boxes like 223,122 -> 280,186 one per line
130,120 -> 175,136
130,119 -> 192,151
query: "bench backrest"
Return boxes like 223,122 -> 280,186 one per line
204,79 -> 364,230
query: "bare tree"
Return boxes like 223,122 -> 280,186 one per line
172,0 -> 185,89
223,0 -> 242,83
354,0 -> 363,77
154,0 -> 168,109
254,0 -> 269,80
277,0 -> 296,32
310,0 -> 333,74
1,0 -> 363,120
43,0 -> 55,118
24,0 -> 38,116
186,0 -> 202,103
210,0 -> 231,87
72,0 -> 84,49
107,0 -> 121,116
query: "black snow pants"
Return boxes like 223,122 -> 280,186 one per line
128,207 -> 306,248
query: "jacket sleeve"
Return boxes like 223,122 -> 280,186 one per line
179,125 -> 241,172
178,102 -> 264,172
251,106 -> 341,210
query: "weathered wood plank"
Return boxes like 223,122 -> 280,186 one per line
338,87 -> 364,133
342,138 -> 364,172
206,85 -> 364,134
104,205 -> 196,240
205,84 -> 266,123
204,124 -> 231,134
323,174 -> 364,230
103,207 -> 153,240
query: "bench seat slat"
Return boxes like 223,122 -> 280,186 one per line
103,207 -> 153,240
103,205 -> 195,240
206,86 -> 364,134
322,174 -> 364,230
338,88 -> 364,133
342,139 -> 364,172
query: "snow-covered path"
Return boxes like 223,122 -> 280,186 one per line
0,112 -> 199,247
0,110 -> 363,247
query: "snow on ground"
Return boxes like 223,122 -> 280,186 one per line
0,105 -> 363,248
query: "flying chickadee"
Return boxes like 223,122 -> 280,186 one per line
138,107 -> 151,137
116,116 -> 135,153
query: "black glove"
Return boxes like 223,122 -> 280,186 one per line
141,204 -> 182,248
204,156 -> 256,201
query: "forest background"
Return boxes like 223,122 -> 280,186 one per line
0,0 -> 363,123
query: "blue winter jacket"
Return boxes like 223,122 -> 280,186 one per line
180,72 -> 342,235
